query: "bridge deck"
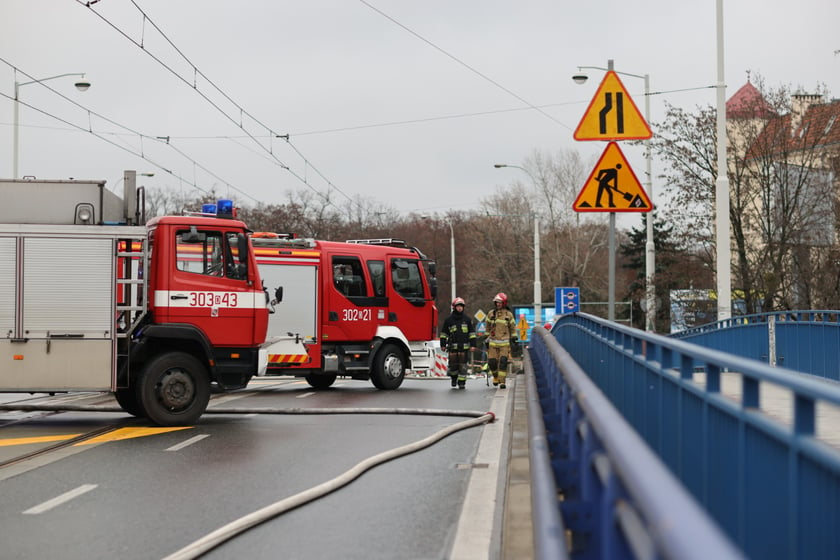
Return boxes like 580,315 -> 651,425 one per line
692,371 -> 840,449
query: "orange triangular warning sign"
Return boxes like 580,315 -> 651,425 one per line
574,71 -> 652,141
573,142 -> 652,212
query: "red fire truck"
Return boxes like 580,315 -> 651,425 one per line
0,172 -> 269,425
252,233 -> 438,389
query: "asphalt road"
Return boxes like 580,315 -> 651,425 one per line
0,375 -> 513,560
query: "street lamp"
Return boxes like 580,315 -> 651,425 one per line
447,218 -> 456,300
492,164 -> 542,327
13,73 -> 91,178
715,0 -> 732,321
422,215 -> 456,301
573,61 -> 655,331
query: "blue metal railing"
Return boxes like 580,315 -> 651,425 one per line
527,327 -> 742,559
670,310 -> 840,381
533,312 -> 840,559
524,350 -> 570,560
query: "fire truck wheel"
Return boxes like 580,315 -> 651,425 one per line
370,343 -> 406,390
305,374 -> 337,389
135,352 -> 211,426
115,387 -> 143,418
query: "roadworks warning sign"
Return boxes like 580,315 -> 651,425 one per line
573,142 -> 651,212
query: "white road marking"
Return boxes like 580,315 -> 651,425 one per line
23,484 -> 98,515
166,434 -> 210,451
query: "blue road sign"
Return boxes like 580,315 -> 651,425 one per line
555,287 -> 580,314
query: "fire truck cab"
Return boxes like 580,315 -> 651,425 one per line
252,234 -> 438,389
0,173 -> 269,425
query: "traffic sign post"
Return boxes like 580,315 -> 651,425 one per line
574,70 -> 652,141
573,142 -> 651,212
555,287 -> 580,314
572,60 -> 654,323
516,314 -> 529,342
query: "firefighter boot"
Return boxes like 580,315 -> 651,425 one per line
499,373 -> 507,389
458,374 -> 466,389
450,374 -> 458,388
492,374 -> 499,387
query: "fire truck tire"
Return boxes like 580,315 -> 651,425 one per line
115,387 -> 143,418
370,343 -> 406,390
135,352 -> 211,426
305,374 -> 337,389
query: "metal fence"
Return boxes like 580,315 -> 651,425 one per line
670,310 -> 840,381
533,312 -> 840,559
527,326 -> 741,559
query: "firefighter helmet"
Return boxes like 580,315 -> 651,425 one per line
451,297 -> 466,309
493,292 -> 508,305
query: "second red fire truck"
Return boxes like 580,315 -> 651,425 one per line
252,233 -> 439,389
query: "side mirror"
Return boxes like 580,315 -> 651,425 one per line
237,233 -> 249,263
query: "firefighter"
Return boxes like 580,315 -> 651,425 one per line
487,292 -> 516,388
439,297 -> 477,389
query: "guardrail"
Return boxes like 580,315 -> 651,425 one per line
527,327 -> 741,559
522,350 -> 569,560
670,310 -> 840,381
539,313 -> 840,559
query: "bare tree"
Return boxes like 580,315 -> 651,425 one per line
651,74 -> 839,314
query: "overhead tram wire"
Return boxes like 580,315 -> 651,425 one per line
121,83 -> 715,141
0,60 -> 254,202
77,0 -> 359,217
287,101 -> 585,137
2,59 -> 258,201
358,0 -> 574,132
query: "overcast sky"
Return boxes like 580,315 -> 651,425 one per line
2,1 -> 838,228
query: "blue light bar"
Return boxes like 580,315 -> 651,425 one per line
217,199 -> 234,218
201,203 -> 217,214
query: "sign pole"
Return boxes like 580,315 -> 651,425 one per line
572,59 -> 653,324
534,215 -> 541,327
606,57 -> 615,323
609,213 -> 615,321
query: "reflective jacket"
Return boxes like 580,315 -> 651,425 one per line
487,307 -> 515,346
440,311 -> 476,352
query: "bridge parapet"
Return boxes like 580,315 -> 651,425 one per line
528,326 -> 742,559
671,310 -> 840,380
534,313 -> 840,559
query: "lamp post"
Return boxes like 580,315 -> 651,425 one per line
13,73 -> 91,178
422,215 -> 456,300
715,0 -> 732,321
573,62 -> 655,331
447,218 -> 456,300
492,164 -> 542,326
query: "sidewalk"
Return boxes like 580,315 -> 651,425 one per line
500,369 -> 535,559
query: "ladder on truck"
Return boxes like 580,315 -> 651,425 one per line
115,235 -> 149,340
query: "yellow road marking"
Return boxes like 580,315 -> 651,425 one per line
76,427 -> 191,445
0,434 -> 82,447
0,427 -> 192,448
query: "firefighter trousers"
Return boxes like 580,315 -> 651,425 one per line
448,350 -> 468,387
487,344 -> 511,386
